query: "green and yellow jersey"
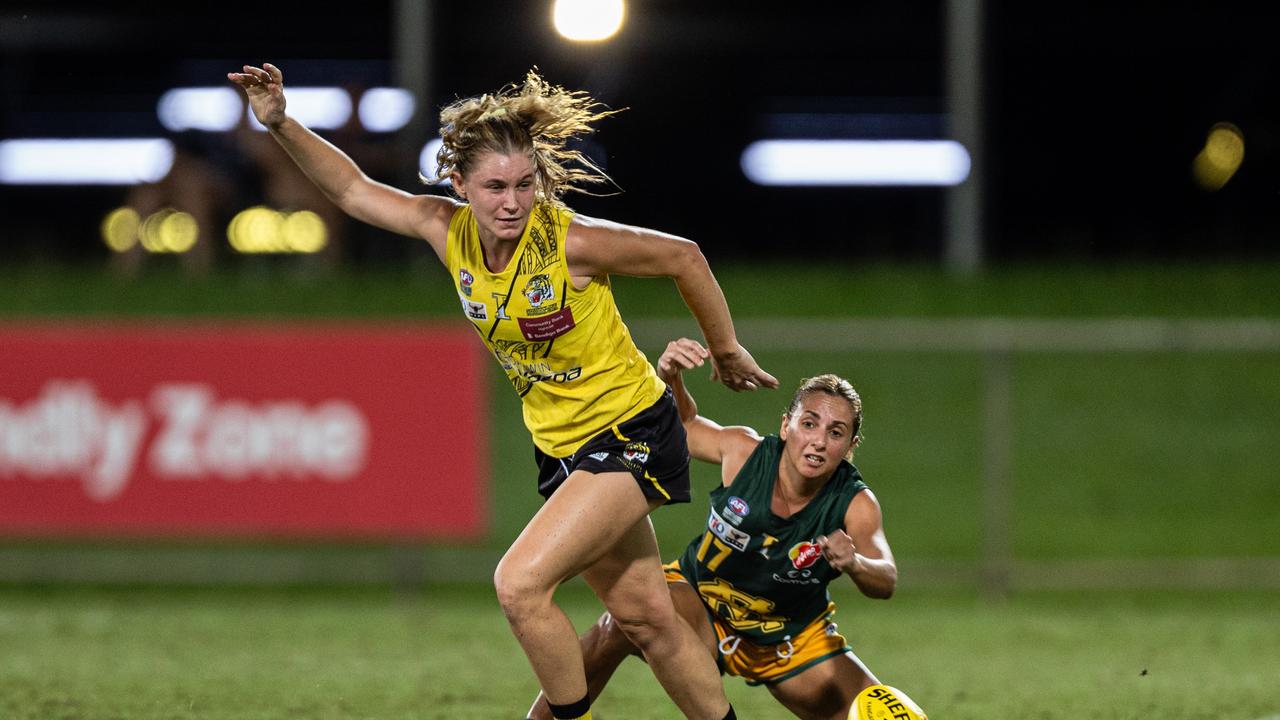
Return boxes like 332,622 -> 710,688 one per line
444,201 -> 665,458
678,435 -> 867,645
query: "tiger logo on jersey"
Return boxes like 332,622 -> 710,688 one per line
622,441 -> 650,466
523,274 -> 554,308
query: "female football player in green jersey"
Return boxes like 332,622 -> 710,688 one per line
228,64 -> 777,720
529,338 -> 929,720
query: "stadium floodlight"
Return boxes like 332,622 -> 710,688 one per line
553,0 -> 625,41
740,139 -> 972,186
158,87 -> 243,132
0,138 -> 174,185
247,87 -> 352,131
358,88 -> 416,132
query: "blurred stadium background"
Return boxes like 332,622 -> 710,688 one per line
2,2 -> 1278,718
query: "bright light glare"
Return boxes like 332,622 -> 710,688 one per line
158,87 -> 243,132
553,0 -> 625,41
741,139 -> 972,186
248,87 -> 352,131
419,138 -> 447,184
0,138 -> 174,185
359,87 -> 416,132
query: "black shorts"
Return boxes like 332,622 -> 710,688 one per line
534,388 -> 692,505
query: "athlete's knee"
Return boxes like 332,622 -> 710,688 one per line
492,554 -> 554,622
605,595 -> 678,653
590,611 -> 643,659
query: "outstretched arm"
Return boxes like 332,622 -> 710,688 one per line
655,338 -> 763,485
566,216 -> 778,392
227,63 -> 455,260
817,489 -> 898,599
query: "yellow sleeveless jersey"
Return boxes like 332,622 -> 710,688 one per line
445,201 -> 666,457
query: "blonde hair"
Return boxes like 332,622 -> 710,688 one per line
787,374 -> 864,459
428,69 -> 620,204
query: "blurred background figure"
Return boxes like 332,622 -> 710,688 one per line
232,82 -> 398,274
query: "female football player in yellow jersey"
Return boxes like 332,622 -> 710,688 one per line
228,63 -> 777,720
529,338 -> 928,720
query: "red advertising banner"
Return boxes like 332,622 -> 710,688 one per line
0,323 -> 487,540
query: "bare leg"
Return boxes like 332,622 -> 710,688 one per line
494,470 -> 653,709
525,611 -> 640,720
767,651 -> 879,720
580,505 -> 730,720
526,582 -> 718,719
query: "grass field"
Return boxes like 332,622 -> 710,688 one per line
3,262 -> 1279,717
2,583 -> 1277,720
5,261 -> 1280,319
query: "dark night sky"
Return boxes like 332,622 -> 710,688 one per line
1,2 -> 1276,264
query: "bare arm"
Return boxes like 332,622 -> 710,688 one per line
817,489 -> 898,599
227,63 -> 455,260
566,216 -> 778,392
655,338 -> 762,486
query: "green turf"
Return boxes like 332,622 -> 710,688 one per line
5,260 -> 1280,319
1,584 -> 1276,719
1011,354 -> 1280,559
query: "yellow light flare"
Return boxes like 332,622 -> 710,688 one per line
282,210 -> 328,253
101,207 -> 141,252
228,206 -> 327,253
1193,122 -> 1244,191
158,210 -> 198,252
136,208 -> 198,253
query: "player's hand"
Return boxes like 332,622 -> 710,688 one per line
227,63 -> 287,129
709,342 -> 779,392
656,338 -> 710,384
816,530 -> 859,575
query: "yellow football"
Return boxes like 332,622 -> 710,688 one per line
849,684 -> 929,720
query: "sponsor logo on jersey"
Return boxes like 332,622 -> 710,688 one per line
517,364 -> 583,384
725,496 -> 749,525
517,305 -> 575,340
459,268 -> 475,296
588,451 -> 610,461
460,294 -> 488,321
523,274 -> 553,307
771,570 -> 821,585
708,507 -> 750,551
757,533 -> 778,558
788,541 -> 822,570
